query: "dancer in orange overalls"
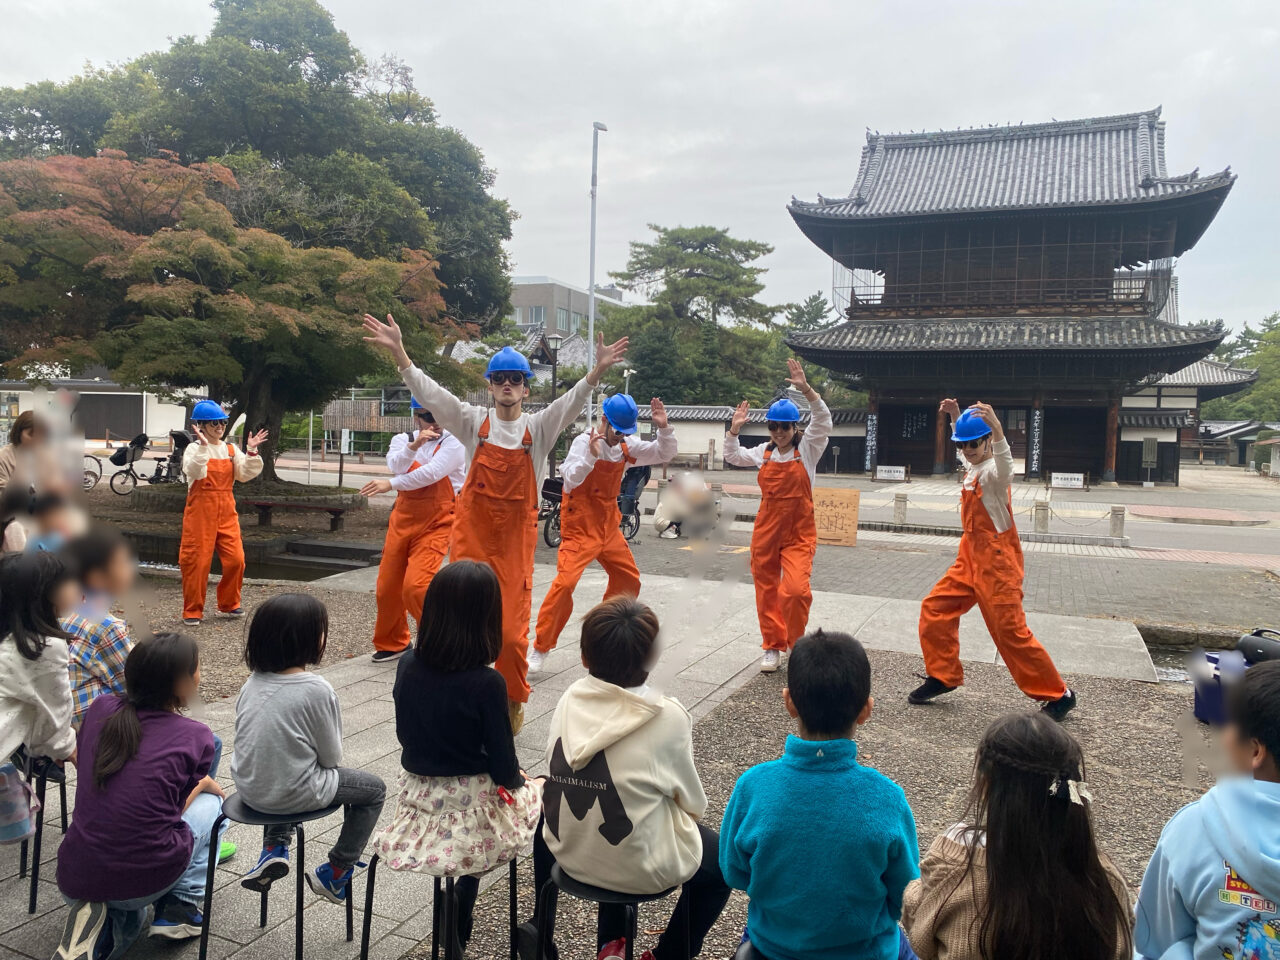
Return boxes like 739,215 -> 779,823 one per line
910,401 -> 1076,720
528,394 -> 677,673
361,313 -> 628,732
179,400 -> 266,625
725,359 -> 831,673
362,399 -> 466,662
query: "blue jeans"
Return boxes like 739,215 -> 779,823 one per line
62,735 -> 227,959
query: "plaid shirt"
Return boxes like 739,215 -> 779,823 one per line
61,608 -> 135,726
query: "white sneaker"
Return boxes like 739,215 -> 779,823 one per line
760,650 -> 782,673
527,649 -> 546,674
659,527 -> 679,539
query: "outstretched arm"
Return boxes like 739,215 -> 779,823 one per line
362,313 -> 477,440
724,401 -> 764,468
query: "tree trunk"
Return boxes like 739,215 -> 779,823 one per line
235,368 -> 284,484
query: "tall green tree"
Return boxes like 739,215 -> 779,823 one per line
1203,312 -> 1280,422
785,292 -> 834,332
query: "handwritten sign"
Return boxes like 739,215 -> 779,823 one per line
874,464 -> 907,482
1028,408 -> 1043,476
864,414 -> 878,471
814,487 -> 860,546
1051,472 -> 1085,489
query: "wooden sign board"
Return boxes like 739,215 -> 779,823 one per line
1051,472 -> 1085,489
814,487 -> 860,546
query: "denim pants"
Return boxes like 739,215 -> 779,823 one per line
262,767 -> 386,872
64,734 -> 227,960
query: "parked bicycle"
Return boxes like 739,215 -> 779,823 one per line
539,475 -> 644,549
108,431 -> 192,494
82,454 -> 103,491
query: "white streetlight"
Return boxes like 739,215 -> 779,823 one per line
623,368 -> 636,394
587,120 -> 607,425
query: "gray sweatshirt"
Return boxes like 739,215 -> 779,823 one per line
230,671 -> 342,814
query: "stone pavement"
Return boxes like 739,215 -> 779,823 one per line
0,563 -> 1154,960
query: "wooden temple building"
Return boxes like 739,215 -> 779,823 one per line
786,108 -> 1235,483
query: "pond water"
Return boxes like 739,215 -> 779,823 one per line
140,559 -> 340,583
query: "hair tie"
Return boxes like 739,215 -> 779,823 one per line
1049,777 -> 1092,806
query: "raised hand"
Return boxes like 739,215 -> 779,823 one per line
245,429 -> 269,454
784,358 -> 811,393
361,313 -> 411,368
730,400 -> 749,436
650,398 -> 669,431
191,424 -> 208,446
588,333 -> 629,383
408,427 -> 438,450
360,477 -> 393,497
588,428 -> 605,459
939,398 -> 961,420
969,401 -> 1004,440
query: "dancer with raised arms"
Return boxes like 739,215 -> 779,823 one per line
361,313 -> 627,732
910,401 -> 1076,719
528,393 -> 677,674
724,359 -> 831,673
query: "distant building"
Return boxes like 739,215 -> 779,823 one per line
0,368 -> 193,443
509,276 -> 625,337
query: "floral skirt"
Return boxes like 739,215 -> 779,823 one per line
373,771 -> 541,876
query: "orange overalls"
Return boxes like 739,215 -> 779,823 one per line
751,449 -> 818,652
918,474 -> 1067,700
179,445 -> 246,620
534,445 -> 641,654
449,417 -> 537,704
371,447 -> 457,653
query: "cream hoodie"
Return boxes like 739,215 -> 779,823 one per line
543,675 -> 706,894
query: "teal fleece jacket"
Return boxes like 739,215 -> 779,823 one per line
720,735 -> 920,960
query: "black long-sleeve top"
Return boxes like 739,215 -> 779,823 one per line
392,649 -> 522,790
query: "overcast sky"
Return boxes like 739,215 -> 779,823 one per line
4,0 -> 1278,333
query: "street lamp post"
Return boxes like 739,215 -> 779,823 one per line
623,368 -> 636,395
545,331 -> 564,476
587,120 -> 607,426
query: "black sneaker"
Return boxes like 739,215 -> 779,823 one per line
182,618 -> 201,627
371,648 -> 407,664
56,899 -> 106,960
221,608 -> 245,619
516,921 -> 558,960
1041,689 -> 1078,722
148,897 -> 203,940
907,675 -> 958,705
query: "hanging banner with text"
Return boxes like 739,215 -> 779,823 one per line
814,487 -> 860,546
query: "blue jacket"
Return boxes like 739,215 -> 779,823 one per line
1135,776 -> 1280,960
720,735 -> 920,960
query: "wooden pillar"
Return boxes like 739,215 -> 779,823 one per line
1102,394 -> 1119,483
932,398 -> 948,474
1026,392 -> 1043,480
864,390 -> 879,474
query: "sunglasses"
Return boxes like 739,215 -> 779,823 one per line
415,411 -> 436,424
489,372 -> 527,386
954,438 -> 987,450
766,421 -> 795,431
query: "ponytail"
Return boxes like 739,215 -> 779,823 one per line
91,632 -> 200,789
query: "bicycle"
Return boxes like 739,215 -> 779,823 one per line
109,437 -> 186,495
82,455 -> 103,491
540,479 -> 643,549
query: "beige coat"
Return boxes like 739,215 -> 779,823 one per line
902,826 -> 1133,960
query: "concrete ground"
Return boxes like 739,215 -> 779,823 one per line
0,563 -> 1166,960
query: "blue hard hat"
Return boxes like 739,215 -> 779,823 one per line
951,408 -> 992,442
191,400 -> 228,422
410,397 -> 424,411
602,394 -> 639,435
765,398 -> 801,423
485,346 -> 532,380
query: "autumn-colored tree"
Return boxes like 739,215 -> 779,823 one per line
0,151 -> 457,481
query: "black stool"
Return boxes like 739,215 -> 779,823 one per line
535,864 -> 689,960
733,940 -> 768,960
358,855 -> 518,960
198,794 -> 359,960
17,755 -> 69,915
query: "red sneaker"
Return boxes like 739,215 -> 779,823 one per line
597,940 -> 626,960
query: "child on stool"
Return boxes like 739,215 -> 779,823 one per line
374,561 -> 541,956
232,594 -> 386,904
1134,661 -> 1280,960
721,629 -> 920,960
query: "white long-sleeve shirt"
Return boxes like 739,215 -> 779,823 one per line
183,439 -> 264,484
0,635 -> 75,764
400,364 -> 592,490
385,431 -> 466,494
723,395 -> 833,488
960,437 -> 1016,534
560,427 -> 678,493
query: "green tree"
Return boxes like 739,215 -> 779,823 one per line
785,292 -> 834,332
1202,312 -> 1280,422
610,224 -> 777,325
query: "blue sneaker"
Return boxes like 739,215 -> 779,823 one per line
148,899 -> 203,940
305,862 -> 352,905
241,844 -> 289,892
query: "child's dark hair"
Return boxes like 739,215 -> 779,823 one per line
415,561 -> 502,671
0,552 -> 72,660
945,712 -> 1131,960
786,629 -> 870,735
580,596 -> 659,688
63,523 -> 130,582
1228,660 -> 1280,763
30,492 -> 67,519
94,632 -> 200,788
243,593 -> 328,672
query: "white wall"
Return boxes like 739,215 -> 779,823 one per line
143,393 -> 191,436
667,421 -> 729,467
1120,426 -> 1178,443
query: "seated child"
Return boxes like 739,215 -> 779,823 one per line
527,596 -> 730,960
0,552 -> 78,778
374,561 -> 540,956
232,593 -> 386,904
26,492 -> 83,554
1134,661 -> 1280,960
902,712 -> 1133,960
55,632 -> 226,956
720,629 -> 919,960
61,524 -> 138,726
